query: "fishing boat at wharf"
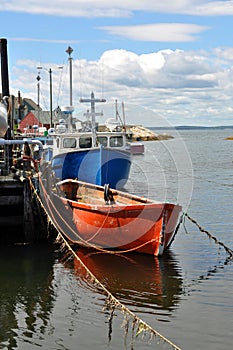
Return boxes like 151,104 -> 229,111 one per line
38,169 -> 182,256
41,93 -> 131,189
40,47 -> 131,189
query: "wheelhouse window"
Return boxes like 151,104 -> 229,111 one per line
46,139 -> 53,146
97,136 -> 108,147
109,136 -> 123,147
79,137 -> 92,148
63,138 -> 76,148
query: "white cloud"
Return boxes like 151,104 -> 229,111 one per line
10,37 -> 79,45
0,0 -> 132,18
10,47 -> 233,126
98,23 -> 209,42
214,47 -> 233,61
9,22 -> 207,50
2,1 -> 233,126
1,0 -> 233,17
98,49 -> 217,89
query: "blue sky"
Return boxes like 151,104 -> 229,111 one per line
1,1 -> 233,126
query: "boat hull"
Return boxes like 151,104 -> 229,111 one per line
51,147 -> 131,189
38,178 -> 182,256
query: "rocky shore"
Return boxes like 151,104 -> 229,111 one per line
126,125 -> 174,141
98,124 -> 174,141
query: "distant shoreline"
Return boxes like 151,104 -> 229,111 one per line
148,125 -> 233,130
124,124 -> 233,141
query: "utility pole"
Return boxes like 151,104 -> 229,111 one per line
36,73 -> 41,107
37,66 -> 63,128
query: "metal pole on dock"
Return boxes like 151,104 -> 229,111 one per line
0,38 -> 10,133
0,38 -> 10,99
0,38 -> 13,172
0,38 -> 10,132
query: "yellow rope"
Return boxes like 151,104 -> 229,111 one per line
29,177 -> 182,349
30,177 -> 233,349
57,232 -> 182,350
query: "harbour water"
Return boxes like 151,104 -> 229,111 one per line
0,129 -> 232,350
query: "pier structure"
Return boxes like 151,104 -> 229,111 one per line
0,38 -> 48,244
0,175 -> 47,244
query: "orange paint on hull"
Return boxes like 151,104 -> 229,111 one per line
39,178 -> 182,256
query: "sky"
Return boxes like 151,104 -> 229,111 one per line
1,1 -> 233,126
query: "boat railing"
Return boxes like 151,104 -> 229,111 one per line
0,139 -> 43,176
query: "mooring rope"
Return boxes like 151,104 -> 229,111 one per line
184,212 -> 233,259
29,177 -> 181,349
56,233 -> 182,350
28,174 -> 233,350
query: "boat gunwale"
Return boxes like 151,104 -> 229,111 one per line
54,179 -> 181,211
51,147 -> 131,157
53,193 -> 165,212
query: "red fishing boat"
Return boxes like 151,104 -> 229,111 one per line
38,176 -> 182,256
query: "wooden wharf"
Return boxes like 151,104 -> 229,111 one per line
0,173 -> 48,244
0,38 -> 49,244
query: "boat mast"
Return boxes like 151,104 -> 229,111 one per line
66,46 -> 73,107
80,92 -> 106,146
66,46 -> 74,131
115,99 -> 118,122
121,102 -> 126,130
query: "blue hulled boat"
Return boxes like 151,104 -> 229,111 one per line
41,92 -> 131,189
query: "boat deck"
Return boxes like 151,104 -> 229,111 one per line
55,180 -> 156,206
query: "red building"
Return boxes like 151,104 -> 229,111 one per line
19,111 -> 43,132
18,110 -> 60,134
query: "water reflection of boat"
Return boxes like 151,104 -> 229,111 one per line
0,244 -> 55,347
71,247 -> 183,312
